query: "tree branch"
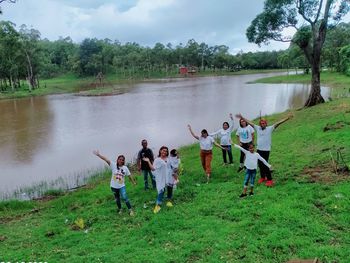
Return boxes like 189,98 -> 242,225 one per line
297,0 -> 314,25
313,0 -> 324,23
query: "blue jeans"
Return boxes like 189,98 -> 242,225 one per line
156,186 -> 173,205
156,188 -> 165,205
111,187 -> 131,210
243,169 -> 256,188
142,170 -> 156,189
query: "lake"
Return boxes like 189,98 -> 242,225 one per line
0,73 -> 329,198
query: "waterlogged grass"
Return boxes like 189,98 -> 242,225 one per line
0,96 -> 350,262
255,71 -> 350,98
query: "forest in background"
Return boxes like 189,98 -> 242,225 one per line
1,21 -> 350,93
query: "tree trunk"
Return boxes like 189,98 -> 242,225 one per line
304,63 -> 325,107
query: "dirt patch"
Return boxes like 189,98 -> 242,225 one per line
33,195 -> 59,202
300,163 -> 349,183
323,120 -> 350,132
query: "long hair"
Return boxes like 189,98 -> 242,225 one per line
158,146 -> 169,157
116,155 -> 125,169
239,118 -> 247,128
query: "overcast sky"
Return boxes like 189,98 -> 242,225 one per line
0,0 -> 314,54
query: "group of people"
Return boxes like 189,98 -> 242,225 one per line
93,112 -> 292,216
188,113 -> 291,198
93,139 -> 180,215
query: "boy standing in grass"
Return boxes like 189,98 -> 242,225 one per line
233,143 -> 271,198
93,150 -> 136,216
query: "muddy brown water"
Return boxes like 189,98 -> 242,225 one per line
0,73 -> 330,198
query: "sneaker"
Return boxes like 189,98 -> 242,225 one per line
117,209 -> 122,215
237,167 -> 244,173
258,178 -> 267,184
166,201 -> 173,207
129,210 -> 135,216
153,205 -> 161,214
249,192 -> 254,196
265,180 -> 274,187
239,193 -> 247,198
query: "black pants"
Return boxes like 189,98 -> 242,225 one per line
221,145 -> 233,164
257,150 -> 272,180
239,142 -> 251,165
167,185 -> 173,200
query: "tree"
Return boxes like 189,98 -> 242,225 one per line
246,0 -> 350,107
0,0 -> 16,14
19,25 -> 42,90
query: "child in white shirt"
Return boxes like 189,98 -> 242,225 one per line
169,149 -> 180,185
233,143 -> 271,198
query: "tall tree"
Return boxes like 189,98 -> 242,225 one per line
246,0 -> 350,107
0,0 -> 15,14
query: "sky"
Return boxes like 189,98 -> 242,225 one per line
0,0 -> 304,54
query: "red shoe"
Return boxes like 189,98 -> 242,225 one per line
265,180 -> 274,187
258,177 -> 267,184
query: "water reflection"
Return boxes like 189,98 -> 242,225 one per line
0,73 -> 330,196
0,97 -> 53,164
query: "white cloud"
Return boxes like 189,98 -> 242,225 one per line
1,0 -> 347,53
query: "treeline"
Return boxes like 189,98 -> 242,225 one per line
1,20 -> 350,92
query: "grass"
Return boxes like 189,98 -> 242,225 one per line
1,92 -> 350,262
255,71 -> 350,98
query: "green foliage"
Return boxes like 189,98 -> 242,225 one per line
339,44 -> 350,76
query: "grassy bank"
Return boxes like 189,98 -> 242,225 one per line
1,92 -> 349,262
255,71 -> 350,98
0,69 -> 286,100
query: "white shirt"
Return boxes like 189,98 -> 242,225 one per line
152,157 -> 171,193
234,144 -> 271,170
236,125 -> 255,143
254,125 -> 275,151
168,156 -> 180,185
109,162 -> 131,189
210,120 -> 234,145
199,136 -> 215,150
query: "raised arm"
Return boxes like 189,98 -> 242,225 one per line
274,113 -> 293,129
235,113 -> 255,127
228,113 -> 234,131
188,124 -> 199,140
93,150 -> 111,166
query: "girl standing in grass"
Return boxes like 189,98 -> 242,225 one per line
188,124 -> 227,183
93,150 -> 136,216
143,146 -> 174,214
209,113 -> 235,165
233,143 -> 271,198
235,118 -> 255,172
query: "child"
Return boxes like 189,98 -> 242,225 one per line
233,143 -> 271,198
169,149 -> 180,185
93,150 -> 136,216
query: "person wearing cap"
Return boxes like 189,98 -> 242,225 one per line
235,113 -> 292,187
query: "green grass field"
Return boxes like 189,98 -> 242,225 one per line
1,91 -> 349,262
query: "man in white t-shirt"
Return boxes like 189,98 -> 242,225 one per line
236,113 -> 292,187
